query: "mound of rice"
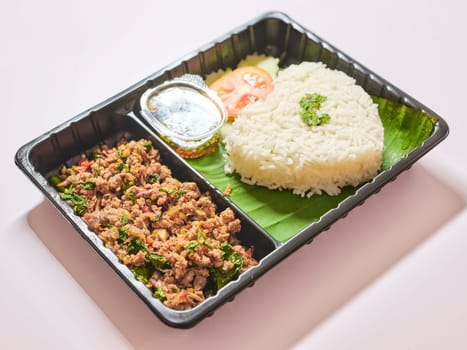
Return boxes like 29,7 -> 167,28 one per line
223,61 -> 384,197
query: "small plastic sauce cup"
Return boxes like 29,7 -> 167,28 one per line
139,75 -> 227,158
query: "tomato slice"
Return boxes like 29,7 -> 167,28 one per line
209,66 -> 274,118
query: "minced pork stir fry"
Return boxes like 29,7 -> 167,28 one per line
51,139 -> 257,310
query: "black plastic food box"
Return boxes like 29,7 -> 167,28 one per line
15,12 -> 448,328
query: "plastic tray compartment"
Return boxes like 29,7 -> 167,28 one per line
15,11 -> 448,328
16,111 -> 278,327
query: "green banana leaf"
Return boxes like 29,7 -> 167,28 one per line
188,97 -> 437,242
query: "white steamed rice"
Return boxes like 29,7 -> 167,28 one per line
223,61 -> 384,197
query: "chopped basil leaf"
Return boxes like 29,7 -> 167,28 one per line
220,242 -> 234,259
126,237 -> 147,255
117,149 -> 128,161
159,188 -> 185,196
149,173 -> 160,184
79,181 -> 96,190
120,213 -> 128,225
186,228 -> 212,254
116,213 -> 129,244
229,251 -> 243,267
50,175 -> 63,187
154,287 -> 166,302
299,93 -> 326,110
121,180 -> 135,191
147,252 -> 171,271
115,162 -> 130,172
117,227 -> 128,244
92,152 -> 103,159
66,166 -> 76,175
186,241 -> 199,254
299,93 -> 331,126
209,261 -> 241,290
60,186 -> 88,216
127,191 -> 137,204
195,226 -> 213,250
126,237 -> 170,271
209,242 -> 244,290
142,141 -> 153,153
131,265 -> 152,283
152,213 -> 162,222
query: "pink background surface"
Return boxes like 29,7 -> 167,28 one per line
2,1 -> 466,349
